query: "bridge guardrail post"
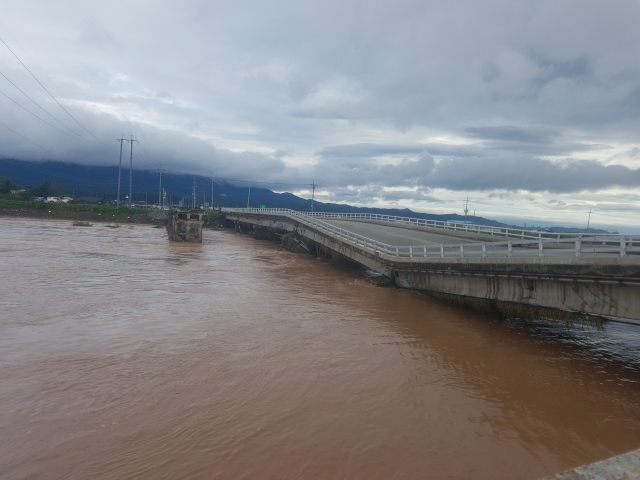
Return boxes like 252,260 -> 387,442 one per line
508,241 -> 513,258
460,244 -> 464,258
423,245 -> 427,258
482,243 -> 486,258
620,237 -> 627,257
440,244 -> 444,258
539,239 -> 544,258
395,246 -> 399,257
575,238 -> 582,257
409,245 -> 413,258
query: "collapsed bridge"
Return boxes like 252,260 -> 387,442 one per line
223,208 -> 640,324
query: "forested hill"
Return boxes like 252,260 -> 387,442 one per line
0,159 -> 505,226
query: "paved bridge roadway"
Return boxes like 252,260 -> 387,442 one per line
320,219 -> 582,258
322,218 -> 471,246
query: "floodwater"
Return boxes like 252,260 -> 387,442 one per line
1,217 -> 640,480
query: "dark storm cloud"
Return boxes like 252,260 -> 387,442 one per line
1,0 -> 640,213
309,147 -> 640,194
427,157 -> 640,193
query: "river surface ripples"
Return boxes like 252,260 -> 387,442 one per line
1,217 -> 640,479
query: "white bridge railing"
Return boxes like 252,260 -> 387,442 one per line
306,212 -> 602,242
223,208 -> 640,259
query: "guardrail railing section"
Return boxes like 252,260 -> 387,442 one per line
222,208 -> 640,259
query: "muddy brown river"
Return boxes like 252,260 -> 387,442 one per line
1,217 -> 640,479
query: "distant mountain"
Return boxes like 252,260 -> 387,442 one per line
0,159 -> 505,226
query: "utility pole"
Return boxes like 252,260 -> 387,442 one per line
247,185 -> 251,208
587,208 -> 592,232
158,169 -> 163,207
192,180 -> 196,209
211,178 -> 214,208
116,135 -> 125,208
464,197 -> 469,224
123,136 -> 138,208
311,179 -> 316,213
129,136 -> 133,207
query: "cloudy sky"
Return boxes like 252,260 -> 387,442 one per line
2,0 -> 640,231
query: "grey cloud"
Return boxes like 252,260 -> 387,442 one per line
529,53 -> 591,91
317,143 -> 487,158
317,144 -> 425,158
310,146 -> 640,195
428,157 -> 640,193
1,0 -> 640,227
465,126 -> 558,144
307,151 -> 435,189
317,139 -> 603,161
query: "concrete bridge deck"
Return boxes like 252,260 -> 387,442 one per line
223,208 -> 640,323
322,218 -> 475,246
322,218 -> 634,258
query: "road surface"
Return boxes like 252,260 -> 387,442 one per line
322,219 -> 472,246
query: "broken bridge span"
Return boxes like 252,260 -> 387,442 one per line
223,208 -> 640,324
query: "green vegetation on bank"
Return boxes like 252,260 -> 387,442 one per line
0,198 -> 226,225
1,176 -> 66,201
0,198 -> 154,222
204,210 -> 222,227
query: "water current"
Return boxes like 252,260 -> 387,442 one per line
1,217 -> 640,479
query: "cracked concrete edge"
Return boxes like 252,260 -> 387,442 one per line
540,448 -> 640,480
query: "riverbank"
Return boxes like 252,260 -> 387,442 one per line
0,200 -> 226,227
0,199 -> 160,224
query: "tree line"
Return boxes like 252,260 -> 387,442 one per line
0,177 -> 66,200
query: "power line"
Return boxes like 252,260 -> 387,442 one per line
0,20 -> 63,93
0,86 -> 93,143
131,151 -> 156,172
136,142 -> 159,169
0,69 -> 94,143
0,20 -> 111,135
0,121 -> 65,160
0,36 -> 110,148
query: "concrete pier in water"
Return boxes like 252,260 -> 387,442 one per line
166,210 -> 205,243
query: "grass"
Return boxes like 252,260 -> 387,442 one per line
0,199 -> 155,223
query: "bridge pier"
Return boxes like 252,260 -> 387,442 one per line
167,211 -> 204,242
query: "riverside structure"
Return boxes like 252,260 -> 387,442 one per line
224,208 -> 640,324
